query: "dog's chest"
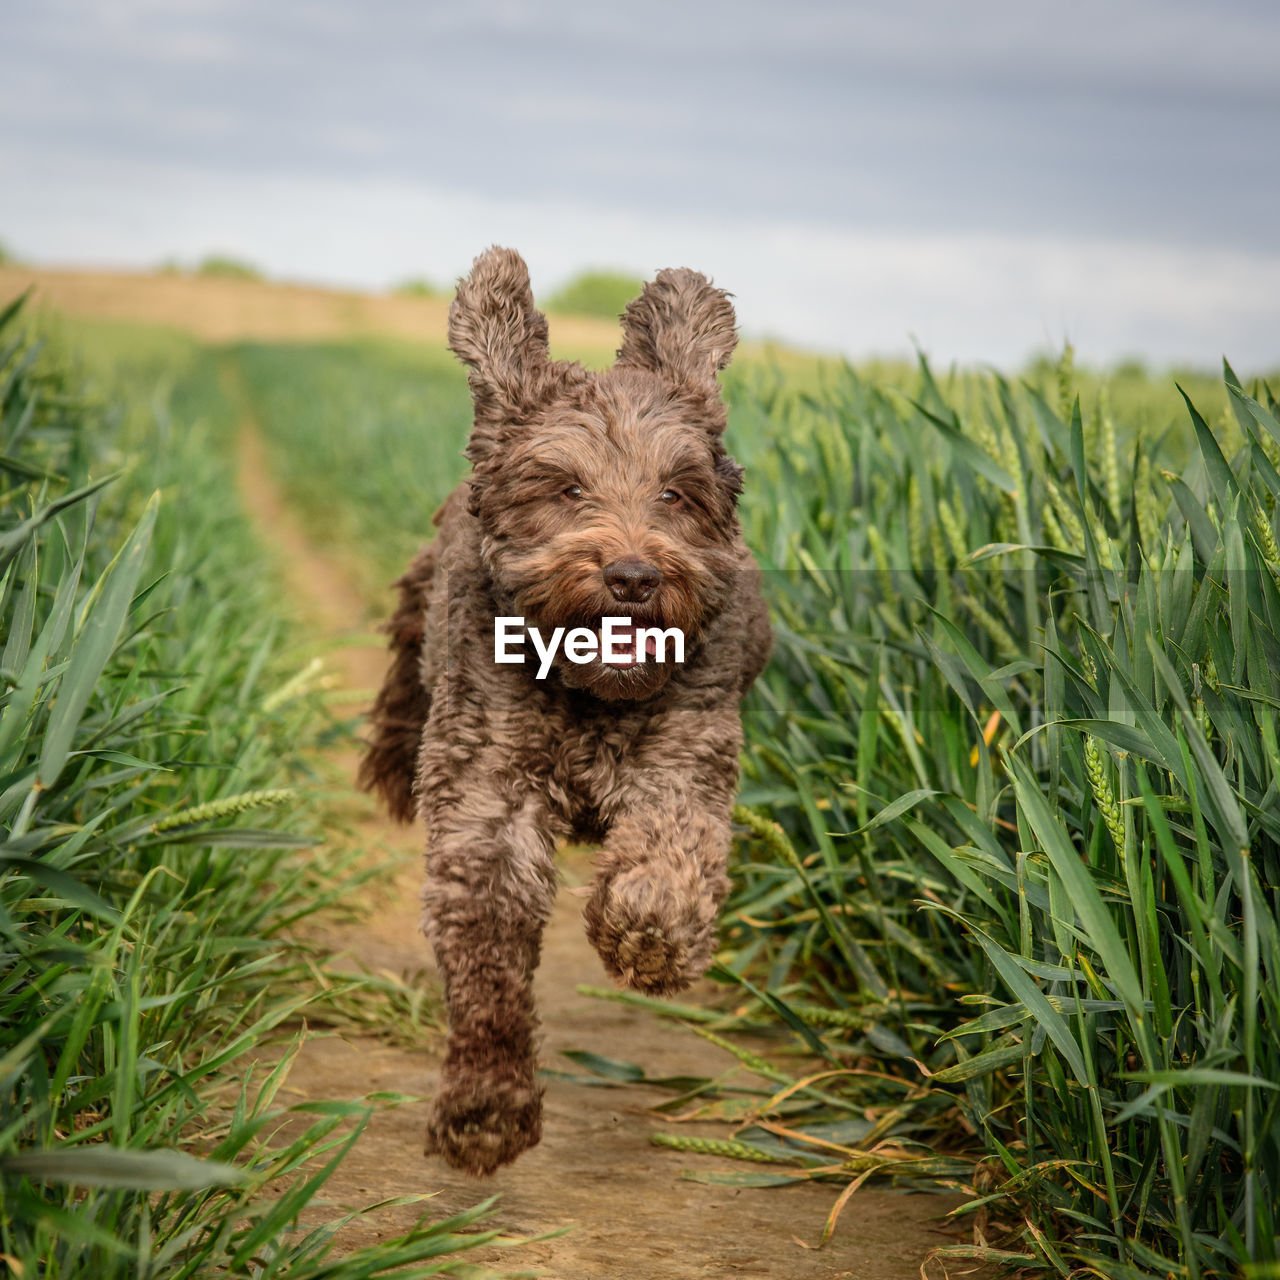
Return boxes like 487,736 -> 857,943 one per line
512,692 -> 652,832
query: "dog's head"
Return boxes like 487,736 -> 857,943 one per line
448,246 -> 745,702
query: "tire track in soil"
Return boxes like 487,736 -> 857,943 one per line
230,363 -> 972,1280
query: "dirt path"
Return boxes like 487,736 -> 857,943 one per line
232,372 -> 971,1280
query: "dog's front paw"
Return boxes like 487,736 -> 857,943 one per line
585,858 -> 721,995
424,1070 -> 543,1176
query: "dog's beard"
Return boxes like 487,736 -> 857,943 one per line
553,616 -> 681,701
491,555 -> 725,702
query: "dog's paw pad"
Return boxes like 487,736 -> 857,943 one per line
585,865 -> 718,995
425,1080 -> 542,1176
615,924 -> 679,987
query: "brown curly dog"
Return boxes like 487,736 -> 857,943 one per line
359,246 -> 771,1176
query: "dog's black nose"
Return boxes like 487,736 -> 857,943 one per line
603,558 -> 661,603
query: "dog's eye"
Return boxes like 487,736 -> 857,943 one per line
659,489 -> 682,505
562,485 -> 584,501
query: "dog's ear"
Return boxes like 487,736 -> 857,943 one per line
448,246 -> 553,443
616,268 -> 738,388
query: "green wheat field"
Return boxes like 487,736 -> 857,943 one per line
3,275 -> 1278,1279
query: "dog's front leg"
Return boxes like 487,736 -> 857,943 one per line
585,710 -> 741,995
420,789 -> 557,1176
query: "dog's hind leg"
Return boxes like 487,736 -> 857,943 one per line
419,784 -> 559,1176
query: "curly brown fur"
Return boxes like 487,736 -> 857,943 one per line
357,541 -> 437,824
361,246 -> 772,1176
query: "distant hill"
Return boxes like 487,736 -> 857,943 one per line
545,269 -> 645,319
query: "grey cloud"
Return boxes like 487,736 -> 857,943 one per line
4,0 -> 1278,365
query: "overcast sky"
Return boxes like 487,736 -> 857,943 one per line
4,1 -> 1278,368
